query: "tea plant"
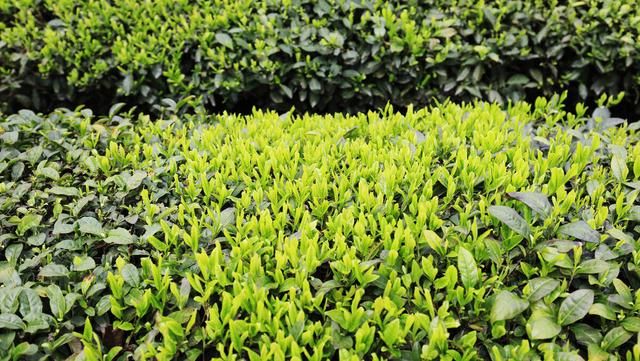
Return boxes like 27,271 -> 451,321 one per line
1,95 -> 640,360
1,0 -> 639,114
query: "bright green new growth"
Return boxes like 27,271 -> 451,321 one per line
1,96 -> 640,360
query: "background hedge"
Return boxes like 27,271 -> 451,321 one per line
1,0 -> 639,115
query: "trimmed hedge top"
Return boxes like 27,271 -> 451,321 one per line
1,96 -> 640,360
1,0 -> 639,114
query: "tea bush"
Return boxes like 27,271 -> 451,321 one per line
1,95 -> 640,360
1,0 -> 639,114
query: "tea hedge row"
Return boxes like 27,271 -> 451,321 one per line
1,0 -> 639,114
1,96 -> 640,360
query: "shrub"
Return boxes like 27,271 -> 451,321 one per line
1,96 -> 640,360
1,0 -> 639,114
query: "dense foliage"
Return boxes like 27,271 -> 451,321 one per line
1,96 -> 640,360
1,0 -> 639,114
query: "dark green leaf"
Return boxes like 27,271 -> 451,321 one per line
0,314 -> 25,330
126,170 -> 147,190
309,78 -> 322,92
38,264 -> 69,278
558,289 -> 594,326
77,217 -> 103,235
121,264 -> 140,287
507,192 -> 551,218
577,259 -> 609,274
48,186 -> 79,196
10,342 -> 37,357
72,256 -> 96,272
219,208 -> 235,227
601,326 -> 632,351
527,314 -> 560,340
215,33 -> 233,48
507,74 -> 529,86
0,287 -> 21,314
490,291 -> 529,323
37,167 -> 59,180
592,107 -> 610,120
621,317 -> 640,333
488,206 -> 531,238
18,289 -> 42,318
525,277 -> 560,301
529,69 -> 543,84
104,228 -> 135,245
558,221 -> 600,243
122,74 -> 133,94
588,303 -> 616,320
571,323 -> 602,346
46,285 -> 66,320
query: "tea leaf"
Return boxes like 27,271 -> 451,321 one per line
558,289 -> 594,326
121,264 -> 140,287
17,214 -> 42,236
0,314 -> 25,330
18,289 -> 42,318
46,285 -> 66,320
48,186 -> 80,196
219,208 -> 235,227
558,221 -> 600,243
571,323 -> 602,346
507,192 -> 551,218
104,228 -> 135,245
72,256 -> 96,272
527,315 -> 560,340
215,33 -> 233,49
488,206 -> 531,238
525,278 -> 560,301
491,291 -> 529,323
621,317 -> 640,333
576,259 -> 609,274
0,288 -> 21,314
77,217 -> 103,236
38,264 -> 69,278
601,327 -> 632,351
457,246 -> 478,289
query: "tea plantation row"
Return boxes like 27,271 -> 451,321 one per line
1,95 -> 640,360
1,0 -> 639,114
